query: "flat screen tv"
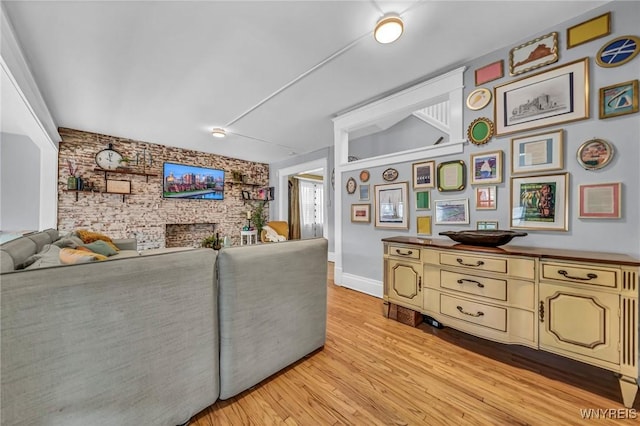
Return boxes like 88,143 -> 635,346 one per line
163,162 -> 225,200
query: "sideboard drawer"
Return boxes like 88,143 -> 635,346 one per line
440,252 -> 507,274
440,270 -> 507,301
389,245 -> 420,260
541,262 -> 618,288
439,294 -> 507,332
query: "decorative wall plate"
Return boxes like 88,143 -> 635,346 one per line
576,138 -> 614,170
382,168 -> 399,182
346,177 -> 357,194
359,170 -> 370,182
509,32 -> 558,76
596,35 -> 640,67
466,88 -> 492,110
467,117 -> 495,145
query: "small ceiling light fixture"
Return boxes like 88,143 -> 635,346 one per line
374,14 -> 404,44
211,127 -> 226,138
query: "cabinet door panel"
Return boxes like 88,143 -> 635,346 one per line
388,260 -> 422,309
539,283 -> 619,364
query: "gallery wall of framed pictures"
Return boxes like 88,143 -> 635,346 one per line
340,2 -> 637,256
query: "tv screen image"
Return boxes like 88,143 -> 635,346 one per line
163,162 -> 225,200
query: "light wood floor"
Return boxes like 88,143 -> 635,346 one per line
192,263 -> 639,425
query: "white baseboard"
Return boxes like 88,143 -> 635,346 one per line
340,273 -> 383,298
328,251 -> 335,262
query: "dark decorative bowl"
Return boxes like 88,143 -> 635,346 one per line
439,230 -> 527,247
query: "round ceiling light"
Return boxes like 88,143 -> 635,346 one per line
374,15 -> 404,44
211,128 -> 226,138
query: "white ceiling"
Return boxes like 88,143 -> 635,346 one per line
3,1 -> 607,164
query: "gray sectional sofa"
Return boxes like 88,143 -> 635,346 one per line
1,230 -> 328,425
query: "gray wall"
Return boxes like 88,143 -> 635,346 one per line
340,0 -> 640,282
269,145 -> 334,253
1,132 -> 41,230
349,116 -> 447,160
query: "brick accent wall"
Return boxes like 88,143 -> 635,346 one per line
57,128 -> 269,249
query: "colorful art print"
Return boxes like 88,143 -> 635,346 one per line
416,191 -> 430,210
576,138 -> 614,170
510,32 -> 558,76
510,173 -> 568,231
470,150 -> 502,185
359,184 -> 370,201
475,60 -> 504,86
578,182 -> 621,219
412,160 -> 435,189
596,35 -> 640,68
566,12 -> 610,49
374,182 -> 409,229
434,199 -> 470,225
599,80 -> 639,119
475,186 -> 497,210
510,130 -> 564,175
351,204 -> 371,223
437,160 -> 466,192
416,216 -> 432,235
494,58 -> 589,136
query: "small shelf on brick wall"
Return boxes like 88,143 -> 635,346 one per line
94,168 -> 158,182
63,189 -> 129,202
227,180 -> 261,187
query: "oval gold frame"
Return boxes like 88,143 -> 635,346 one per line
346,177 -> 357,194
466,88 -> 492,110
596,35 -> 640,68
576,138 -> 614,170
467,117 -> 495,145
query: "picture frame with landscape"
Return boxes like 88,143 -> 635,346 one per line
351,204 -> 371,223
434,199 -> 469,225
494,58 -> 589,135
511,129 -> 563,175
374,182 -> 409,229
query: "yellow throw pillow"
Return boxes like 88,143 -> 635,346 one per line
59,248 -> 108,264
76,229 -> 114,244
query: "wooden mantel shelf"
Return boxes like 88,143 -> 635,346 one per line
94,168 -> 158,177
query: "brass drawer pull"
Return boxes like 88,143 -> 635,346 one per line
557,269 -> 598,281
456,306 -> 484,317
395,249 -> 413,256
456,258 -> 484,267
457,278 -> 484,288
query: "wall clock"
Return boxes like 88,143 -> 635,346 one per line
95,143 -> 123,170
596,35 -> 640,67
346,177 -> 357,194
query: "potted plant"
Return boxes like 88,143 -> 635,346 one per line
251,203 -> 266,234
202,234 -> 221,250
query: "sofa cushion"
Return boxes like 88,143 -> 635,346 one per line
0,237 -> 37,270
26,232 -> 55,252
24,244 -> 62,269
53,236 -> 84,249
83,240 -> 118,257
59,248 -> 108,264
1,251 -> 15,272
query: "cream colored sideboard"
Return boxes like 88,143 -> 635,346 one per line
382,236 -> 640,408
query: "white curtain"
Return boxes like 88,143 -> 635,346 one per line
298,179 -> 324,239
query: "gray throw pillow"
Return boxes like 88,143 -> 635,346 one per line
24,244 -> 62,269
82,240 -> 118,257
53,236 -> 84,248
